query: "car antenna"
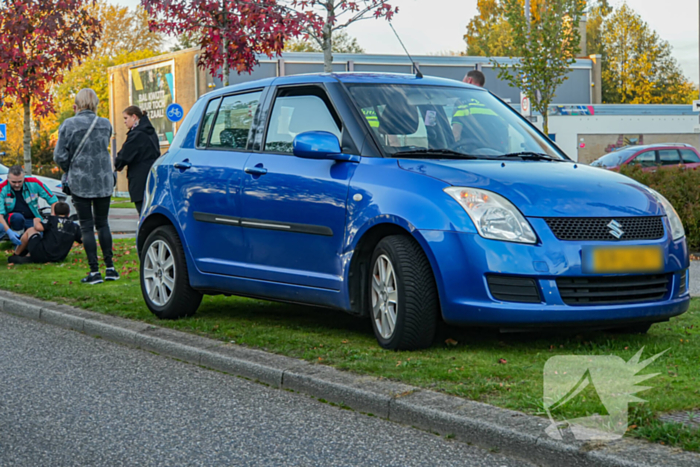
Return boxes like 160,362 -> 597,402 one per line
389,22 -> 423,79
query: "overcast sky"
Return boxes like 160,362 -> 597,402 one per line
115,0 -> 700,84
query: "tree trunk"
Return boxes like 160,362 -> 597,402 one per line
222,0 -> 229,87
322,25 -> 333,72
322,2 -> 335,73
222,35 -> 229,87
543,112 -> 549,136
23,100 -> 32,175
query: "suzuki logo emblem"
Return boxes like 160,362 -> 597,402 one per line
608,220 -> 624,239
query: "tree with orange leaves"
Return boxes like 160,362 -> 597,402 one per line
0,0 -> 101,175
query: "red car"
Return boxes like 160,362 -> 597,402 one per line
590,143 -> 700,171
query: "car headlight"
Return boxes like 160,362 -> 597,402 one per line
647,188 -> 685,240
444,187 -> 537,244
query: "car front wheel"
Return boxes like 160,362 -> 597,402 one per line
369,235 -> 438,350
140,225 -> 202,319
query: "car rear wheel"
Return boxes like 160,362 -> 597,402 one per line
140,225 -> 202,319
369,235 -> 438,350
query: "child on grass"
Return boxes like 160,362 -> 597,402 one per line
9,202 -> 82,265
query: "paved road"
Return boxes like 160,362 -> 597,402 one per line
0,313 -> 532,467
108,207 -> 138,239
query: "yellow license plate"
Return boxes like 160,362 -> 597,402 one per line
587,246 -> 664,274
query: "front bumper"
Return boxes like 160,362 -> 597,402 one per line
420,218 -> 690,328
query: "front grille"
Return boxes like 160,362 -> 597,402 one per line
545,217 -> 664,241
557,274 -> 670,305
487,275 -> 542,303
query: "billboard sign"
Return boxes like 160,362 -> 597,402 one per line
130,60 -> 175,144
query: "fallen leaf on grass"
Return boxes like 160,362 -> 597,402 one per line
498,358 -> 507,364
445,338 -> 458,346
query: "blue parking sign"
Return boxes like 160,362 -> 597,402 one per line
0,124 -> 6,142
166,104 -> 184,123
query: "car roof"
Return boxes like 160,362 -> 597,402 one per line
204,72 -> 484,100
613,143 -> 695,152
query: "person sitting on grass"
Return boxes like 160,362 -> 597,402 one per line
9,202 -> 82,266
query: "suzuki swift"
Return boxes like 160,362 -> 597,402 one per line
137,73 -> 690,350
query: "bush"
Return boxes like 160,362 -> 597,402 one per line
620,165 -> 700,251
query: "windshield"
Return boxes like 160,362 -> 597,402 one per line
590,148 -> 637,168
0,164 -> 8,175
347,84 -> 566,160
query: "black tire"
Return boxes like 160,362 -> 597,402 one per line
368,235 -> 439,350
611,323 -> 653,334
140,225 -> 202,319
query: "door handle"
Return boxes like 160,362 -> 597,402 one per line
174,160 -> 192,170
244,166 -> 268,176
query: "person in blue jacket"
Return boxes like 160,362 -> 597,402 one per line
0,165 -> 58,246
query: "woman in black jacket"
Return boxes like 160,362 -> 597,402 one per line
115,106 -> 160,215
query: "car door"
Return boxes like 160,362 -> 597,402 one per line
628,150 -> 657,171
658,149 -> 681,169
237,85 -> 356,290
169,89 -> 264,275
680,148 -> 700,169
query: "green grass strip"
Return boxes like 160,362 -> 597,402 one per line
0,239 -> 697,451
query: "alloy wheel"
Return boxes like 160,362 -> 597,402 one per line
371,254 -> 399,339
143,239 -> 176,306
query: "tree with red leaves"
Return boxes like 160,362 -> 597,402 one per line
142,0 -> 316,87
287,1 -> 398,72
0,0 -> 101,174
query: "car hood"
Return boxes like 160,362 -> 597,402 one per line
398,159 -> 664,217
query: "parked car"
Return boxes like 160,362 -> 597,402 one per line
590,143 -> 700,171
137,73 -> 690,350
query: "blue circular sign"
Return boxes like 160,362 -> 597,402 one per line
166,103 -> 184,122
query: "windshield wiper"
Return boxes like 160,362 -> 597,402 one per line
391,149 -> 480,160
499,152 -> 568,162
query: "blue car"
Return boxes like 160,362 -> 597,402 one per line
137,73 -> 690,350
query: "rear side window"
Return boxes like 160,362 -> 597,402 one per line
198,98 -> 220,147
631,151 -> 656,168
264,95 -> 341,153
680,149 -> 700,163
209,91 -> 262,150
659,149 -> 681,166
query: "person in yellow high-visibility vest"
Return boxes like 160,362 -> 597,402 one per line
362,108 -> 380,129
452,97 -> 508,153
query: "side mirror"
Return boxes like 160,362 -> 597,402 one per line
293,131 -> 359,163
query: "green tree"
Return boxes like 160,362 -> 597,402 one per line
171,31 -> 203,52
601,4 -> 695,104
55,49 -> 160,122
91,0 -> 163,58
585,0 -> 612,55
494,0 -> 585,134
464,0 -> 514,56
284,30 -> 364,54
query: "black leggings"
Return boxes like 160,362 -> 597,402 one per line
72,195 -> 113,272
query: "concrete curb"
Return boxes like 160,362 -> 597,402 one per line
1,290 -> 698,467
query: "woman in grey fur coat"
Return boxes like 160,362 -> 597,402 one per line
54,88 -> 118,285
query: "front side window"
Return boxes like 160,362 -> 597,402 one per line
198,98 -> 221,147
264,94 -> 341,153
209,91 -> 262,150
659,149 -> 680,166
631,151 -> 657,167
347,84 -> 565,159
